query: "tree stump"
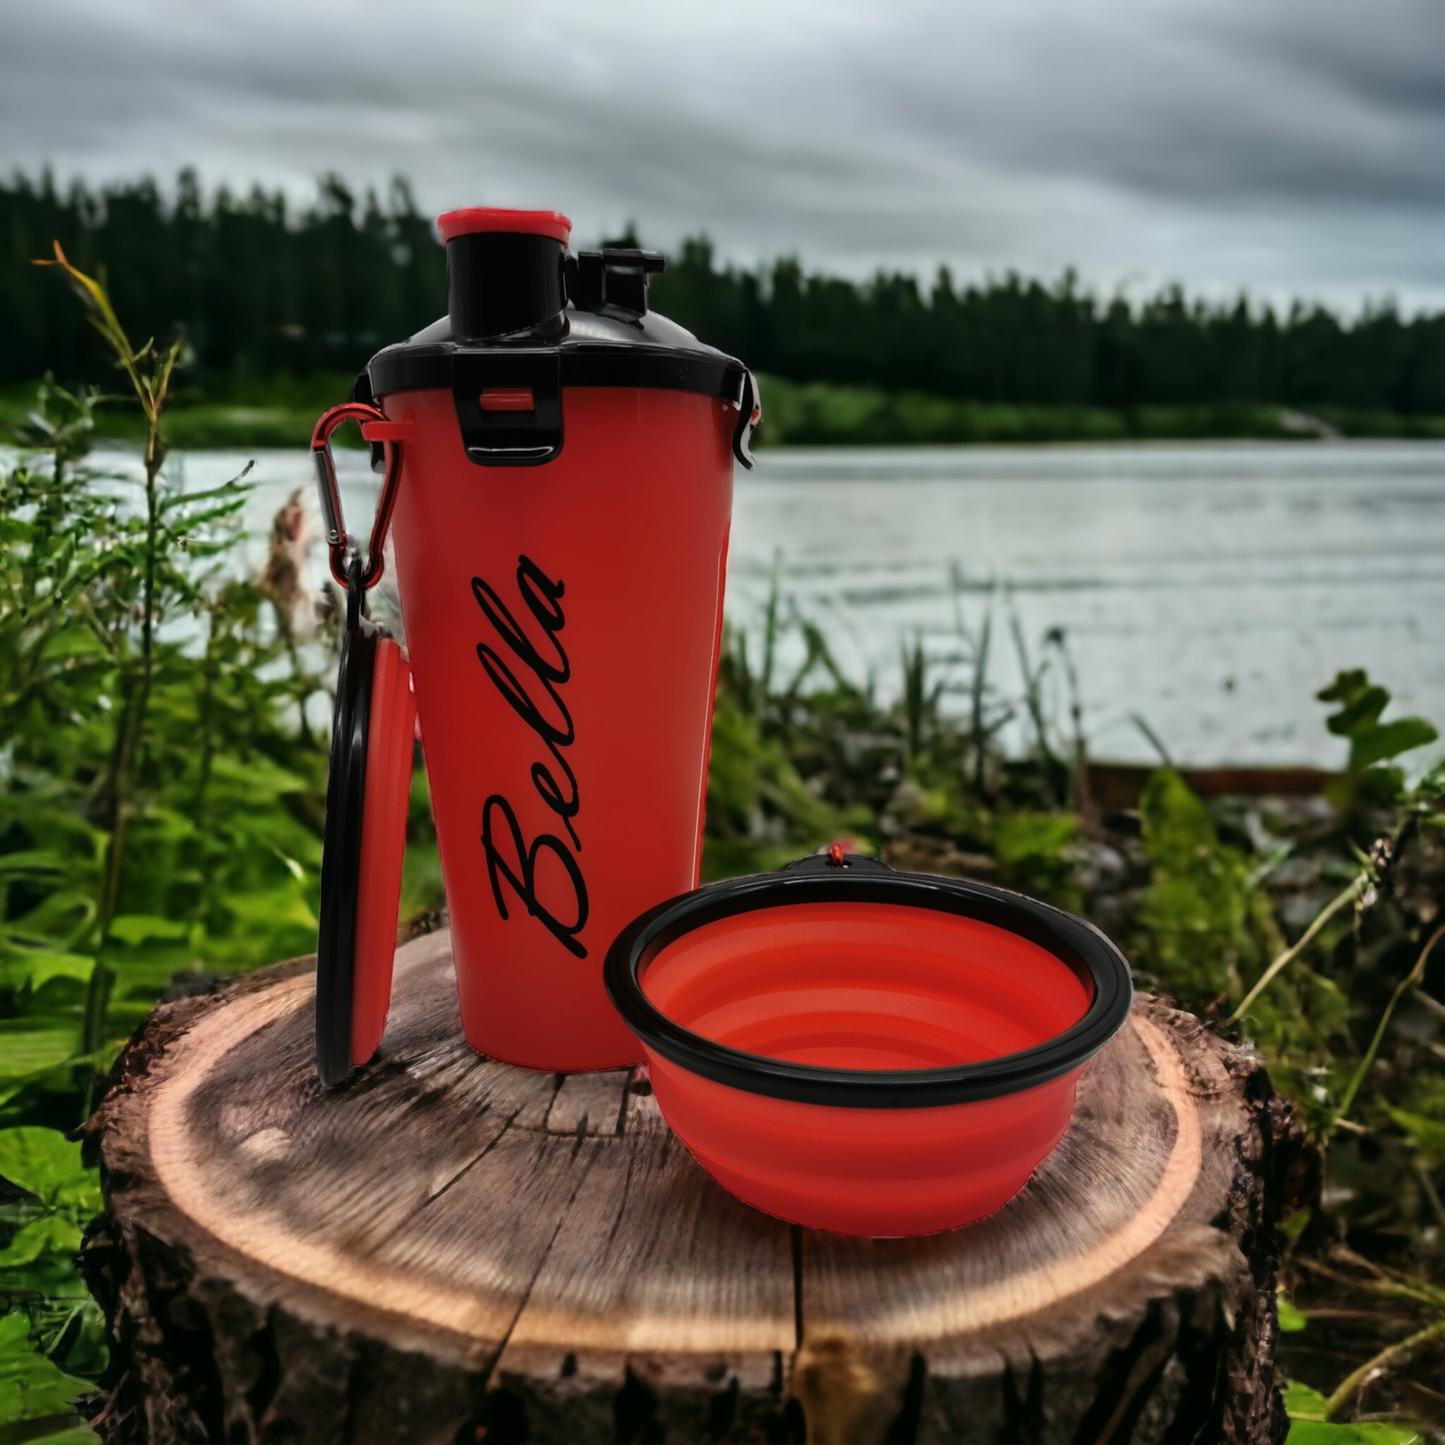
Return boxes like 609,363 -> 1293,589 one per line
86,928 -> 1305,1445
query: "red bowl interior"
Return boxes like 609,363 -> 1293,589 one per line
635,898 -> 1097,1236
640,901 -> 1092,1070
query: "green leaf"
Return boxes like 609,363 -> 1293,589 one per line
105,915 -> 188,946
17,1427 -> 102,1444
1282,1382 -> 1422,1440
1139,767 -> 1219,869
0,1032 -> 80,1081
0,851 -> 68,878
159,479 -> 251,512
1283,1379 -> 1331,1420
1348,717 -> 1439,771
270,847 -> 306,883
1277,1292 -> 1308,1333
0,1131 -> 101,1212
1349,764 -> 1408,808
0,1312 -> 91,1424
0,1215 -> 82,1267
0,952 -> 95,992
1315,670 -> 1438,774
1325,683 -> 1389,738
7,888 -> 99,952
1316,670 -> 1367,705
1286,1423 -> 1422,1444
1388,1107 -> 1445,1165
1412,759 -> 1445,804
220,889 -> 318,931
992,811 -> 1078,864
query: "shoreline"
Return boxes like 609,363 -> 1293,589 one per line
6,376 -> 1445,451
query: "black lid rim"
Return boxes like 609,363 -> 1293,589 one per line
602,867 -> 1135,1109
368,339 -> 746,405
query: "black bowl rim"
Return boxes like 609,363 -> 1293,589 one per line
603,855 -> 1134,1108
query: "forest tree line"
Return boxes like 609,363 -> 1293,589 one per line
4,168 -> 1445,414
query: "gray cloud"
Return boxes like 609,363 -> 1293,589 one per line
4,0 -> 1444,308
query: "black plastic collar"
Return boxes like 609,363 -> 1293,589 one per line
367,340 -> 744,407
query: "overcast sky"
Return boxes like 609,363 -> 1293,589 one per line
4,0 -> 1444,310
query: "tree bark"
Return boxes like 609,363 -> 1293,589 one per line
85,927 -> 1306,1445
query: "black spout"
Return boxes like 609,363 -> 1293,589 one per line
446,231 -> 567,340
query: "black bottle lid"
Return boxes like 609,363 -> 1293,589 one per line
439,208 -> 570,340
360,207 -> 760,469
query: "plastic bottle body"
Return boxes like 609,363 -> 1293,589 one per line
385,384 -> 733,1070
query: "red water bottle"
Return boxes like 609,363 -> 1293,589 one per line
312,208 -> 759,1083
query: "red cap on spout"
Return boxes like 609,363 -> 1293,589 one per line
438,208 -> 572,246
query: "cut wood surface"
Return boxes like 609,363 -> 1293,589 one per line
87,928 -> 1305,1445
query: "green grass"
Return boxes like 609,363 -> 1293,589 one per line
1,308 -> 1444,1435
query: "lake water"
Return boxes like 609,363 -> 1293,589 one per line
152,440 -> 1445,769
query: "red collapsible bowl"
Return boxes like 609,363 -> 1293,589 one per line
604,855 -> 1132,1236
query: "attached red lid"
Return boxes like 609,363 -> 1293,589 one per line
437,207 -> 572,245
